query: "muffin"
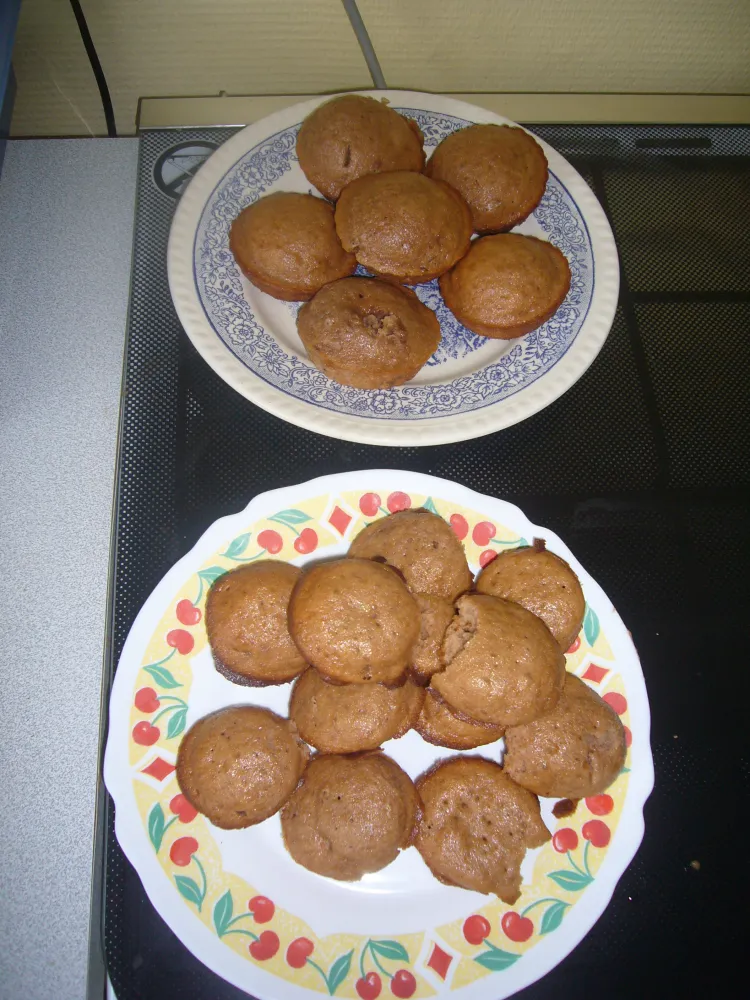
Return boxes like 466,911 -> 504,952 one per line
205,561 -> 307,686
475,540 -> 585,650
176,706 -> 309,829
409,594 -> 455,684
349,508 -> 472,602
296,94 -> 425,201
296,276 -> 440,389
415,690 -> 504,750
288,558 -> 419,685
228,192 -> 356,301
426,123 -> 548,233
415,757 -> 549,902
290,668 -> 425,753
431,594 -> 565,727
439,233 -> 571,339
335,171 -> 473,284
504,673 -> 627,799
281,751 -> 420,880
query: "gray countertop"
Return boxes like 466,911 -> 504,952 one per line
0,137 -> 139,1000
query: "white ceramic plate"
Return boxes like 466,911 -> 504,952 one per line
168,92 -> 619,446
104,470 -> 652,1000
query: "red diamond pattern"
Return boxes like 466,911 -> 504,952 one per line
142,757 -> 175,781
328,505 -> 352,536
582,663 -> 608,684
426,942 -> 453,979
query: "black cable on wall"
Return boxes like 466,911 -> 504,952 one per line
68,0 -> 116,136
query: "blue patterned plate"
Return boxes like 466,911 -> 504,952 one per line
168,92 -> 619,445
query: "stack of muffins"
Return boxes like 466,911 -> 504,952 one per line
228,94 -> 572,390
176,509 -> 626,903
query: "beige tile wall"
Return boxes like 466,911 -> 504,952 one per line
10,0 -> 750,137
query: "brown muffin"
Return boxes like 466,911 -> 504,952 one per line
296,94 -> 425,202
415,757 -> 549,902
504,673 -> 627,799
228,192 -> 356,301
290,668 -> 425,753
205,561 -> 307,686
431,594 -> 565,727
335,171 -> 473,284
296,277 -> 440,389
409,594 -> 455,684
440,233 -> 571,339
176,706 -> 308,830
288,558 -> 419,685
281,751 -> 420,880
426,123 -> 548,233
349,508 -> 472,602
475,541 -> 585,650
416,690 -> 504,750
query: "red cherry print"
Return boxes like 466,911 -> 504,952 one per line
286,937 -> 314,968
249,930 -> 280,961
623,725 -> 632,747
479,549 -> 497,568
176,598 -> 201,626
359,492 -> 382,517
386,492 -> 411,513
248,895 -> 275,923
132,721 -> 160,746
257,529 -> 283,554
603,692 -> 627,715
501,911 -> 534,942
166,628 -> 194,654
472,521 -> 496,546
552,827 -> 579,853
582,819 -> 611,848
566,636 -> 581,654
391,970 -> 417,998
449,513 -> 469,540
169,836 -> 199,867
293,527 -> 318,554
463,914 -> 491,944
134,687 -> 160,713
169,794 -> 198,823
356,972 -> 382,1000
585,794 -> 614,816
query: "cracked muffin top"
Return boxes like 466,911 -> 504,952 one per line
296,276 -> 440,389
296,94 -> 425,201
430,593 -> 565,727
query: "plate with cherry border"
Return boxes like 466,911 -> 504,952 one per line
104,470 -> 653,999
167,91 -> 619,446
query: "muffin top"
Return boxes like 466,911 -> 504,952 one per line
176,706 -> 309,829
296,276 -> 440,390
349,508 -> 472,601
281,751 -> 420,880
296,94 -> 425,201
335,171 -> 473,284
475,542 -> 585,650
415,756 -> 549,902
415,690 -> 504,750
290,668 -> 424,753
439,233 -> 571,339
409,594 -> 455,684
228,192 -> 355,301
504,672 -> 627,799
205,561 -> 307,686
288,557 -> 419,685
426,123 -> 548,233
431,593 -> 565,727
